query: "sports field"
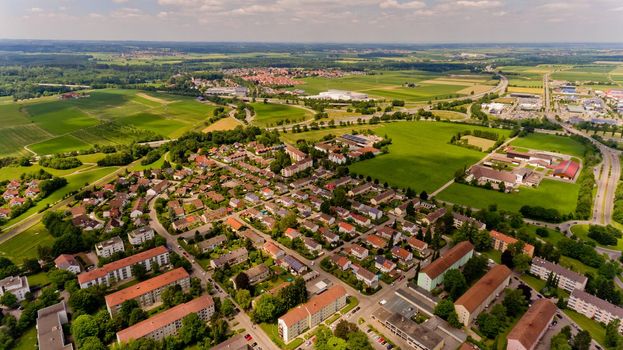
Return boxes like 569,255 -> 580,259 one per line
0,89 -> 220,157
251,102 -> 313,127
348,122 -> 512,192
437,180 -> 580,214
510,133 -> 586,158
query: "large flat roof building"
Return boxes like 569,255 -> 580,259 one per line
417,241 -> 474,292
37,301 -> 73,350
372,307 -> 444,350
529,257 -> 587,293
507,299 -> 557,350
455,265 -> 512,326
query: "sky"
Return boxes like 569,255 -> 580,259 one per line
0,0 -> 622,43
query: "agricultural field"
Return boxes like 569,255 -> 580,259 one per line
431,110 -> 468,120
250,102 -> 313,127
348,122 -> 512,192
294,70 -> 496,102
0,89 -> 220,157
509,133 -> 586,158
203,116 -> 243,132
280,124 -> 380,144
551,64 -> 617,84
437,180 -> 580,214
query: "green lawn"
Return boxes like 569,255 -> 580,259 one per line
510,133 -> 586,158
570,224 -> 623,251
27,271 -> 51,287
520,274 -> 546,292
559,256 -> 598,276
0,124 -> 52,157
280,124 -> 381,144
259,323 -> 304,350
0,223 -> 54,263
340,296 -> 359,315
251,103 -> 313,127
349,121 -> 511,192
437,179 -> 580,214
563,309 -> 606,347
13,326 -> 37,350
481,250 -> 502,264
0,163 -> 93,181
523,224 -> 566,245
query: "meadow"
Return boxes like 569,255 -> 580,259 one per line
251,102 -> 313,127
0,223 -> 54,263
509,133 -> 586,158
348,121 -> 512,192
0,89 -> 220,157
437,180 -> 580,214
280,124 -> 381,144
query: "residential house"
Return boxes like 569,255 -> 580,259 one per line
54,254 -> 81,274
95,236 -> 125,258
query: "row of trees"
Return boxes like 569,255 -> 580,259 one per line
251,277 -> 308,323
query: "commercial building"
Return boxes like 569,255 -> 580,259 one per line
372,307 -> 444,350
116,295 -> 215,343
306,90 -> 369,101
507,299 -> 557,350
95,236 -> 125,258
105,267 -> 190,316
78,246 -> 170,289
0,275 -> 30,301
417,241 -> 474,291
490,230 -> 534,257
37,301 -> 73,350
568,289 -> 623,332
529,257 -> 587,293
455,265 -> 512,326
278,285 -> 347,343
128,226 -> 155,246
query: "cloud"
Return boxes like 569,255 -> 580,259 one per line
454,1 -> 502,8
110,7 -> 143,19
112,0 -> 129,3
379,0 -> 426,9
29,7 -> 44,13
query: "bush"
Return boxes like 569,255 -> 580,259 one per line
39,157 -> 82,169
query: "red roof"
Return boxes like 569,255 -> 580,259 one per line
226,217 -> 244,231
553,160 -> 580,179
105,268 -> 189,308
78,246 -> 168,284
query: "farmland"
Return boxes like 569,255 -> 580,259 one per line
0,89 -> 220,157
348,122 -> 512,192
510,133 -> 586,158
203,116 -> 243,132
251,102 -> 313,127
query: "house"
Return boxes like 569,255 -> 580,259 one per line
263,242 -> 285,259
402,221 -> 420,235
0,208 -> 10,219
281,158 -> 313,177
375,256 -> 397,273
377,226 -> 401,242
338,221 -> 356,235
331,255 -> 352,271
72,214 -> 103,230
391,246 -> 413,263
530,257 -> 588,293
211,248 -> 248,269
417,241 -> 474,292
455,265 -> 512,326
348,183 -> 374,197
238,229 -> 265,247
0,275 -> 30,301
348,244 -> 369,260
244,193 -> 260,204
407,236 -> 428,253
37,302 -> 73,350
507,299 -> 557,350
421,207 -> 447,225
116,296 -> 215,343
128,226 -> 155,246
302,220 -> 319,233
365,235 -> 388,249
318,213 -> 335,225
280,255 -> 307,275
130,197 -> 146,218
206,191 -> 225,203
226,217 -> 245,231
285,144 -> 307,162
95,236 -> 125,258
201,207 -> 228,222
329,153 -> 347,164
172,215 -> 199,231
285,228 -> 302,240
260,188 -> 274,199
452,212 -> 486,230
490,230 -> 534,257
321,230 -> 339,244
303,237 -> 322,252
233,264 -> 270,288
229,198 -> 244,209
348,213 -> 371,227
371,190 -> 395,206
54,254 -> 81,274
351,264 -> 379,288
197,234 -> 227,252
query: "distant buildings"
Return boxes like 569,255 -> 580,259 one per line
37,301 -> 73,350
116,295 -> 215,343
529,257 -> 587,293
278,285 -> 347,342
568,289 -> 623,332
417,241 -> 474,291
507,299 -> 557,350
306,90 -> 369,101
0,275 -> 30,301
455,265 -> 512,326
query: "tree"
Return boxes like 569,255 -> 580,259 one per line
221,298 -> 235,317
0,292 -> 18,309
22,258 -> 41,274
605,319 -> 621,348
503,289 -> 527,317
501,249 -> 514,268
80,336 -> 107,350
550,333 -> 572,350
235,289 -> 252,310
234,272 -> 250,290
571,330 -> 591,350
346,331 -> 374,350
131,263 -> 147,281
71,314 -> 99,347
334,320 -> 358,340
210,318 -> 228,344
447,311 -> 462,328
462,255 -> 488,283
420,191 -> 428,200
179,313 -> 207,345
512,253 -> 532,272
252,295 -> 277,323
69,288 -> 104,314
434,299 -> 456,319
443,269 -> 467,300
48,269 -> 75,290
128,308 -> 147,326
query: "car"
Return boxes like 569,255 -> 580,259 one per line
251,342 -> 257,347
387,345 -> 393,349
380,299 -> 387,305
244,334 -> 252,341
366,329 -> 372,333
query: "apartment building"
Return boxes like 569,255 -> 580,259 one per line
372,307 -> 444,350
507,299 -> 557,350
278,285 -> 347,343
128,226 -> 155,246
105,267 -> 190,316
116,295 -> 215,343
490,230 -> 534,257
529,257 -> 588,293
95,236 -> 125,258
417,241 -> 474,292
455,265 -> 512,326
210,247 -> 248,269
78,246 -> 170,289
568,289 -> 623,332
37,301 -> 73,350
0,275 -> 30,301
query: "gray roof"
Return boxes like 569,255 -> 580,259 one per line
571,289 -> 623,319
373,308 -> 443,350
532,257 -> 587,285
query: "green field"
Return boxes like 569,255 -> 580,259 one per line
251,102 -> 313,127
348,122 -> 511,192
563,310 -> 606,347
570,224 -> 623,251
14,327 -> 37,350
0,89 -> 220,157
510,133 -> 586,158
280,124 -> 380,144
437,180 -> 580,214
0,223 -> 54,264
0,163 -> 95,181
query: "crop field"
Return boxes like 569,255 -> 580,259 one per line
348,122 -> 512,192
431,110 -> 467,120
462,135 -> 496,149
437,180 -> 580,214
0,89 -> 220,157
203,117 -> 243,132
0,163 -> 94,181
294,71 -> 495,102
251,102 -> 313,127
510,133 -> 586,158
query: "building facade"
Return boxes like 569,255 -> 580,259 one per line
95,236 -> 125,258
568,289 -> 623,332
0,275 -> 30,301
455,265 -> 512,326
529,257 -> 587,293
417,241 -> 474,291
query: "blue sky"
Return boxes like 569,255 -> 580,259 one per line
0,0 -> 622,43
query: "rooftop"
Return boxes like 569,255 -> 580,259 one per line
78,246 -> 168,284
421,241 -> 474,279
455,265 -> 511,313
105,267 -> 189,308
507,299 -> 557,350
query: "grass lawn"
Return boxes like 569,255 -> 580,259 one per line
431,110 -> 468,120
340,296 -> 359,315
437,180 -> 580,214
349,121 -> 511,192
570,224 -> 623,251
563,309 -> 606,347
0,163 -> 92,181
510,133 -> 586,158
559,256 -> 598,276
523,224 -> 566,245
520,274 -> 546,292
481,250 -> 502,264
259,323 -> 304,350
251,103 -> 313,127
13,326 -> 37,350
0,222 -> 54,263
27,271 -> 51,287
